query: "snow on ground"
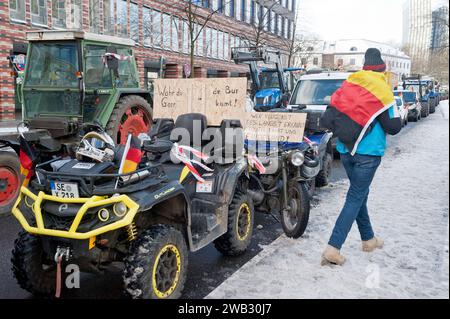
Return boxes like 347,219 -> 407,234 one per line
208,101 -> 449,299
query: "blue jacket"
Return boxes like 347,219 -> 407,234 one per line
337,105 -> 401,157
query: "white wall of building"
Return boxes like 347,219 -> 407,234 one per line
298,39 -> 411,83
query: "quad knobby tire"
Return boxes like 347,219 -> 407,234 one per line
0,152 -> 21,215
123,225 -> 188,299
106,95 -> 153,145
214,192 -> 255,257
11,232 -> 61,298
281,182 -> 311,239
316,153 -> 332,188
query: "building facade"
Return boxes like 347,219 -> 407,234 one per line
0,0 -> 297,121
431,5 -> 449,53
298,39 -> 411,84
402,0 -> 432,72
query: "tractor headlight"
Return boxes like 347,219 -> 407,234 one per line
98,208 -> 110,222
113,202 -> 128,217
290,151 -> 305,167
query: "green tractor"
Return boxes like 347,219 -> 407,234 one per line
1,30 -> 153,214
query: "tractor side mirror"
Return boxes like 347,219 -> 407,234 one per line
106,46 -> 119,77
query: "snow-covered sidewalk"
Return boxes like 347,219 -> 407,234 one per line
208,101 -> 449,299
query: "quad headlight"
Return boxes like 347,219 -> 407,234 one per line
113,202 -> 128,217
98,208 -> 110,222
290,151 -> 305,167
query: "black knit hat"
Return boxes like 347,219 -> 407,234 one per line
363,48 -> 386,72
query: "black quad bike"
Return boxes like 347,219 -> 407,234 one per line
8,113 -> 254,299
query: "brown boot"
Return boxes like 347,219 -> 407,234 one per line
362,237 -> 384,252
321,245 -> 346,266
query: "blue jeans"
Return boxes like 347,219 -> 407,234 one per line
328,153 -> 382,250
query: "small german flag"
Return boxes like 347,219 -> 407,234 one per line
122,136 -> 142,174
19,136 -> 37,187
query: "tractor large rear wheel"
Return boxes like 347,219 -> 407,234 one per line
106,95 -> 153,145
0,151 -> 20,215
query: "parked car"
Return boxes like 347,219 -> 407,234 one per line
394,90 -> 422,122
289,71 -> 352,158
394,96 -> 409,127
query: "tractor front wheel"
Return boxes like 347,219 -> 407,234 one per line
106,95 -> 153,145
0,152 -> 20,215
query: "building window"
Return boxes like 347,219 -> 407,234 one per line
183,21 -> 189,54
197,24 -> 204,56
89,0 -> 101,33
350,58 -> 356,65
235,0 -> 241,21
52,0 -> 66,28
218,31 -> 225,59
262,6 -> 268,31
277,15 -> 282,36
212,29 -> 218,58
205,28 -> 212,57
130,2 -> 139,43
250,0 -> 255,24
284,18 -> 289,38
227,0 -> 235,17
172,17 -> 180,52
103,0 -> 115,35
162,14 -> 171,49
31,0 -> 48,26
143,7 -> 151,46
153,10 -> 162,48
313,57 -> 319,65
224,32 -> 229,60
117,0 -> 128,37
9,0 -> 26,22
350,46 -> 358,51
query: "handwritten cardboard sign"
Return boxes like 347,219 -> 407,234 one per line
244,112 -> 307,142
153,78 -> 246,126
153,78 -> 306,142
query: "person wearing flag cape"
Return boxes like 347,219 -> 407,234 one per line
320,48 -> 402,266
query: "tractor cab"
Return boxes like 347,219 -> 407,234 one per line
232,47 -> 291,112
21,31 -> 150,141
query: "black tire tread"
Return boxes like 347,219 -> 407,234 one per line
281,183 -> 311,239
11,232 -> 56,297
214,192 -> 254,257
123,225 -> 187,299
316,153 -> 332,188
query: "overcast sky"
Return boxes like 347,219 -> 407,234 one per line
297,0 -> 449,46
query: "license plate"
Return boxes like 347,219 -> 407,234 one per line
50,181 -> 80,199
196,180 -> 213,193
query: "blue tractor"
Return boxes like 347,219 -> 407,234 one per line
232,47 -> 333,194
402,75 -> 439,116
231,47 -> 303,112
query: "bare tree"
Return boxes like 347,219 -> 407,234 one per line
176,1 -> 232,78
241,2 -> 278,48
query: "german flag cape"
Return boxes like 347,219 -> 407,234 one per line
19,135 -> 37,187
327,71 -> 395,155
